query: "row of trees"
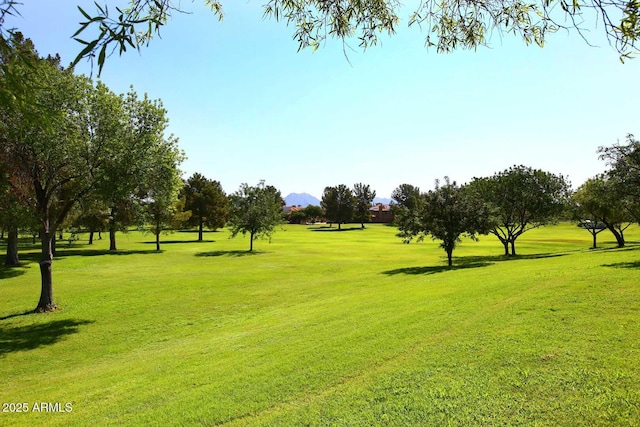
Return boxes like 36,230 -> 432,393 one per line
392,167 -> 571,266
391,138 -> 640,265
320,183 -> 377,229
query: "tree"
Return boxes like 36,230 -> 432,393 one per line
394,178 -> 490,267
72,197 -> 110,245
353,183 -> 376,229
183,173 -> 229,241
93,88 -> 171,251
572,176 -> 633,248
228,181 -> 284,251
468,165 -> 571,256
1,38 -> 126,312
391,184 -> 424,242
304,205 -> 324,223
599,134 -> 640,223
37,0 -> 640,77
321,185 -> 355,230
0,34 -> 181,312
138,138 -> 190,251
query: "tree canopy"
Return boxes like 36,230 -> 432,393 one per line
468,165 -> 571,256
228,181 -> 284,251
393,178 -> 490,266
183,173 -> 229,241
321,185 -> 355,230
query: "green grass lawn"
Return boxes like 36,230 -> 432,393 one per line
1,223 -> 639,426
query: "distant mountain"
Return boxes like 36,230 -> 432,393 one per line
373,197 -> 392,205
284,193 -> 321,207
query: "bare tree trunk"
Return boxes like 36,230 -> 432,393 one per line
605,224 -> 625,248
249,231 -> 254,252
35,228 -> 57,313
109,227 -> 117,251
198,218 -> 204,242
88,230 -> 94,245
510,240 -> 516,256
447,249 -> 453,267
5,226 -> 19,265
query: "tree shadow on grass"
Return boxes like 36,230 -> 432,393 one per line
602,261 -> 640,269
0,319 -> 93,356
0,263 -> 31,279
382,252 -> 568,276
383,261 -> 493,275
309,226 -> 363,232
142,240 -> 216,244
54,249 -> 163,258
195,250 -> 263,257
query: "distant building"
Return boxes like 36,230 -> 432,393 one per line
369,203 -> 394,223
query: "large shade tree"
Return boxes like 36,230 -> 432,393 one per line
469,165 -> 571,256
183,172 -> 229,241
228,181 -> 284,251
573,175 -> 633,248
93,88 -> 171,251
393,178 -> 491,266
321,185 -> 355,230
599,134 -> 640,223
1,35 -> 124,312
391,183 -> 424,242
353,182 -> 376,229
138,138 -> 190,251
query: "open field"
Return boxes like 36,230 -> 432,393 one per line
1,223 -> 639,426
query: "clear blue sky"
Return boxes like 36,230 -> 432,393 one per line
6,1 -> 639,199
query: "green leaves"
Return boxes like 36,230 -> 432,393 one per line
228,181 -> 284,251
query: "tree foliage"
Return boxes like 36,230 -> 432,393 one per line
391,183 -> 424,241
183,172 -> 229,241
15,0 -> 636,76
572,175 -> 633,247
469,165 -> 571,256
353,183 -> 376,228
138,135 -> 189,251
1,39 -> 123,311
321,185 -> 355,230
0,33 -> 182,311
599,133 -> 640,222
393,178 -> 490,266
228,181 -> 284,251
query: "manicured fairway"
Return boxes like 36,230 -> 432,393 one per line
1,223 -> 639,426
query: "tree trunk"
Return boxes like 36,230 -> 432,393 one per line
502,241 -> 509,256
605,224 -> 625,248
510,240 -> 516,256
338,222 -> 342,230
592,231 -> 597,249
35,229 -> 57,313
109,227 -> 117,251
156,233 -> 160,252
51,234 -> 57,257
249,231 -> 254,252
5,226 -> 19,265
447,249 -> 453,267
198,218 -> 204,242
88,230 -> 94,245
